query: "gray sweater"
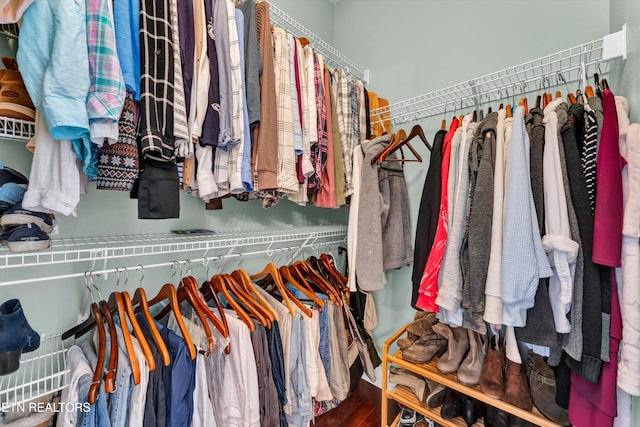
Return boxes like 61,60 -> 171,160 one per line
355,135 -> 413,291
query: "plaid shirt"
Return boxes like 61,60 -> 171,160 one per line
139,0 -> 175,161
86,0 -> 125,138
168,0 -> 190,157
308,52 -> 328,195
334,68 -> 353,197
354,80 -> 367,144
350,80 -> 360,147
273,27 -> 298,194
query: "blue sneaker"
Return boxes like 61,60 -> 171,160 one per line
1,223 -> 50,252
1,202 -> 54,234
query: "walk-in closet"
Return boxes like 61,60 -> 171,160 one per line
1,0 -> 639,426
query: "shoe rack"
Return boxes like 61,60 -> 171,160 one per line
381,324 -> 563,427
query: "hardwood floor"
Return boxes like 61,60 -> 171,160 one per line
313,379 -> 399,427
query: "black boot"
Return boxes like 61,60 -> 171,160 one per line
440,388 -> 463,419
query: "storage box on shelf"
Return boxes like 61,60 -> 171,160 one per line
381,324 -> 562,427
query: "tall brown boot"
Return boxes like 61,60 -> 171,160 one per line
457,330 -> 487,386
479,334 -> 505,399
0,57 -> 35,121
434,323 -> 469,374
502,359 -> 533,410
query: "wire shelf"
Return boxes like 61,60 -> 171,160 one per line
0,225 -> 348,286
268,2 -> 367,83
371,36 -> 619,127
0,334 -> 68,407
0,116 -> 35,141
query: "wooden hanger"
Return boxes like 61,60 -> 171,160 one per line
180,276 -> 231,339
279,265 -> 325,309
319,253 -> 348,293
131,287 -> 170,366
107,292 -> 141,385
251,263 -> 296,315
206,275 -> 255,330
198,280 -> 231,354
372,124 -> 430,165
585,85 -> 595,98
298,37 -> 310,48
568,93 -> 577,105
99,300 -> 118,393
293,260 -> 341,306
506,104 -> 512,118
144,284 -> 197,360
223,274 -> 272,327
458,115 -> 464,124
232,269 -> 280,322
120,291 -> 155,371
555,91 -> 562,100
523,98 -> 529,115
547,93 -> 553,105
601,78 -> 610,90
440,119 -> 446,130
87,303 -> 107,405
472,110 -> 477,122
308,256 -> 348,305
535,95 -> 542,109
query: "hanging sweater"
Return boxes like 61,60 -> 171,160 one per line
515,107 -> 558,347
355,135 -> 391,291
501,107 -> 552,327
561,104 -> 605,374
461,113 -> 497,331
411,130 -> 446,308
483,109 -> 507,326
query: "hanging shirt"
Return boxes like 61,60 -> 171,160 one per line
316,66 -> 337,207
542,99 -> 579,334
167,0 -> 189,157
593,89 -> 624,267
416,118 -> 459,312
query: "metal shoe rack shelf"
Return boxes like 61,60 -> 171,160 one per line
0,225 -> 348,407
382,324 -> 562,427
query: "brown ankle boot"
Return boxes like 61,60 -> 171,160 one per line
0,57 -> 35,121
503,359 -> 533,410
401,332 -> 447,364
434,323 -> 469,374
479,335 -> 505,399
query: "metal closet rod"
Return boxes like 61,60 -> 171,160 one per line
267,1 -> 369,83
372,25 -> 627,126
0,239 -> 346,287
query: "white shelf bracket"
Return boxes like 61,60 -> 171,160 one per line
602,23 -> 627,61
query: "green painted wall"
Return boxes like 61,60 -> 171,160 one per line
331,0 -> 611,384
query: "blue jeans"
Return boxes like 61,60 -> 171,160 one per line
285,314 -> 313,427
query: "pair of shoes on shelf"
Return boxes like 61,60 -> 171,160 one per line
0,299 -> 40,375
433,323 -> 487,384
479,334 -> 533,411
0,202 -> 54,252
0,162 -> 28,215
400,317 -> 448,365
389,366 -> 444,404
484,405 -> 538,427
433,387 -> 485,426
526,350 -> 570,426
0,56 -> 35,122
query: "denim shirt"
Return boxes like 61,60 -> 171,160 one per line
78,341 -> 112,427
157,317 -> 197,427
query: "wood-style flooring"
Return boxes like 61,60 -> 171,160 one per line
313,379 -> 399,427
